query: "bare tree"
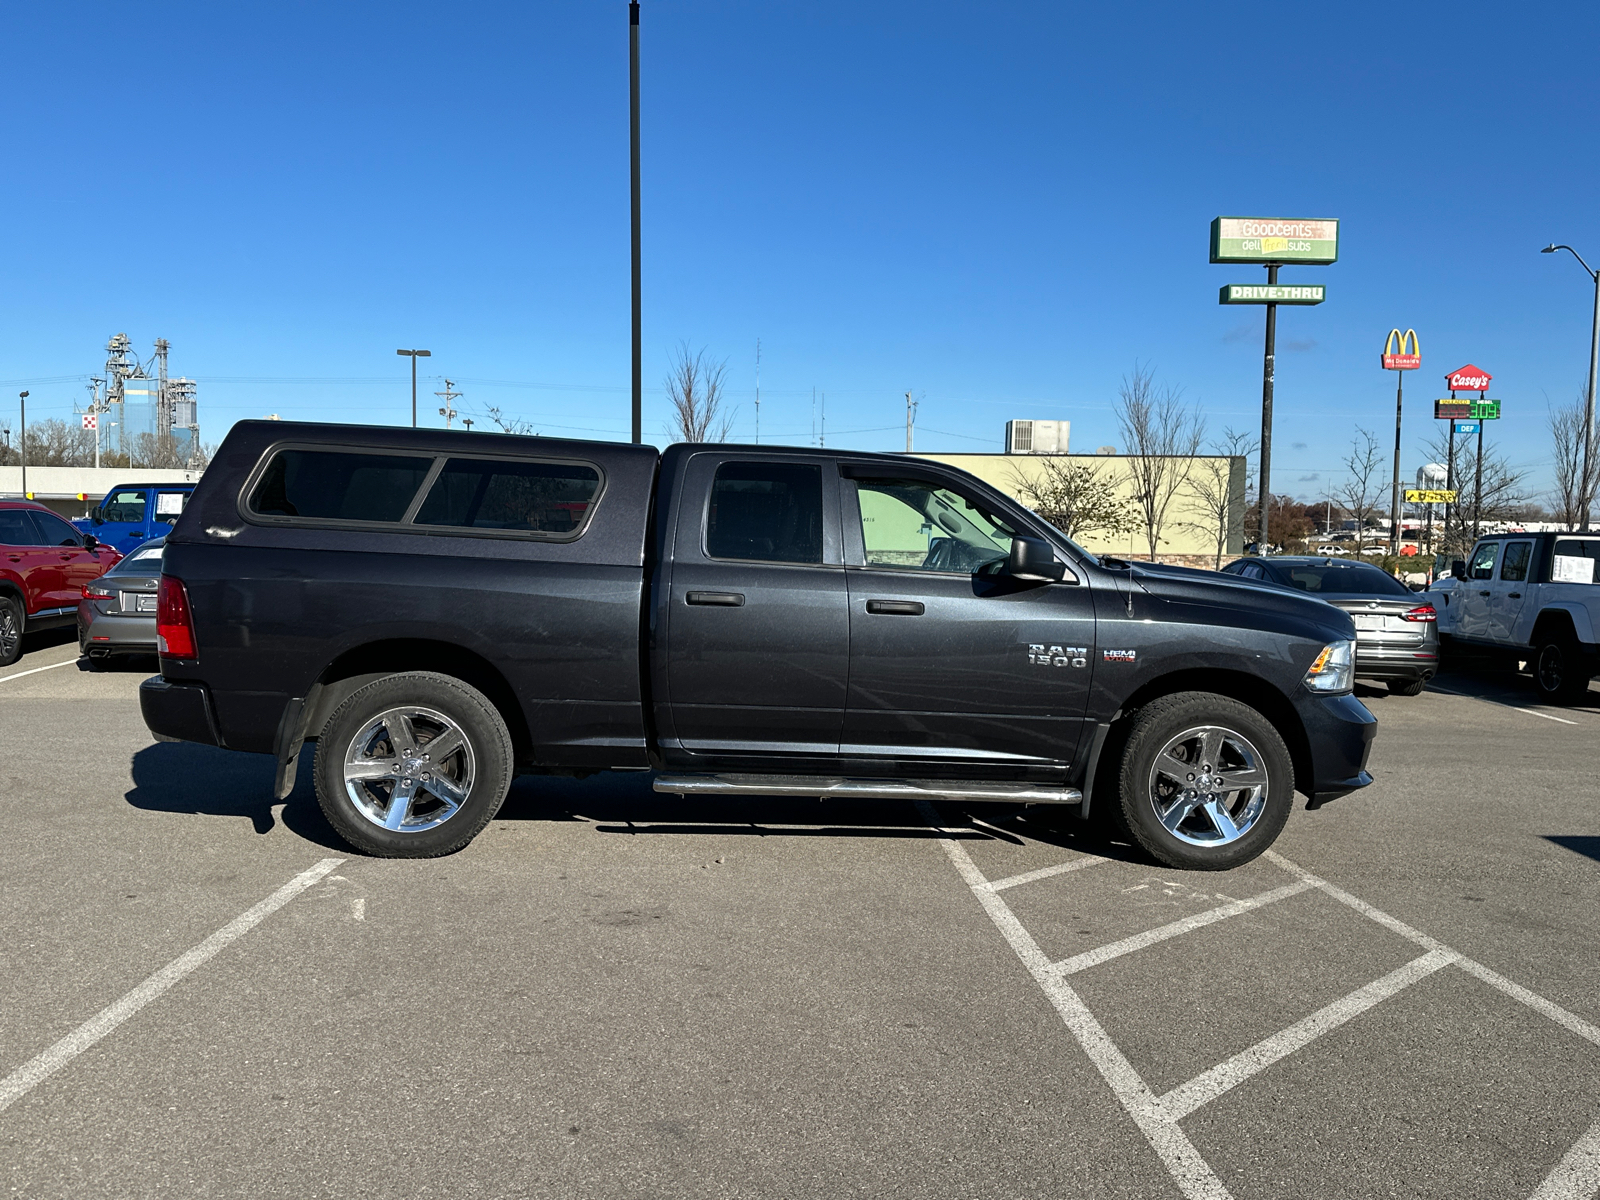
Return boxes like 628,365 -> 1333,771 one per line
1183,427 -> 1255,569
664,342 -> 734,443
1423,427 -> 1532,558
1334,427 -> 1386,540
1548,393 -> 1599,529
1009,457 -> 1136,543
1115,364 -> 1204,560
484,406 -> 538,436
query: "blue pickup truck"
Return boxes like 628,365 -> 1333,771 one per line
74,481 -> 197,552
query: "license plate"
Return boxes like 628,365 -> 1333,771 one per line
1352,614 -> 1384,632
122,592 -> 157,613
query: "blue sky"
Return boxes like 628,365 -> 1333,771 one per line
2,0 -> 1597,501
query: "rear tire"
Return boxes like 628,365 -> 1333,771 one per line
0,596 -> 22,667
313,671 -> 514,858
1388,678 -> 1428,697
1112,692 -> 1295,872
1534,633 -> 1593,705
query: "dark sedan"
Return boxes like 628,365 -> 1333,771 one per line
1221,556 -> 1439,695
78,537 -> 165,664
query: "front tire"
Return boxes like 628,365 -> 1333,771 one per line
1113,692 -> 1294,871
313,671 -> 514,858
0,596 -> 22,667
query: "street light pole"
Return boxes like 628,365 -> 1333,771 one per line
396,348 -> 432,428
1542,244 -> 1599,531
17,391 -> 27,499
629,1 -> 642,445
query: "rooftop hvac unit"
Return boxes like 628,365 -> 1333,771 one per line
1005,419 -> 1069,455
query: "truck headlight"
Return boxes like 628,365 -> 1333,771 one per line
1304,639 -> 1354,693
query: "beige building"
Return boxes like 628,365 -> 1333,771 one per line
912,452 -> 1248,565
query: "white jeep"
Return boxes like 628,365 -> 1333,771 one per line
1432,532 -> 1599,702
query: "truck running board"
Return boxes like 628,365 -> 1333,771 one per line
653,773 -> 1081,805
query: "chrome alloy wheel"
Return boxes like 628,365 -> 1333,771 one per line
0,607 -> 18,661
1146,724 -> 1271,848
342,706 -> 476,833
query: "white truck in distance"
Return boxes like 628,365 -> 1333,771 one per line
1432,531 -> 1600,702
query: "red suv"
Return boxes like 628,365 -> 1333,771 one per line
0,500 -> 123,666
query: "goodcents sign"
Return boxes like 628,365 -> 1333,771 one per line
1210,217 -> 1340,264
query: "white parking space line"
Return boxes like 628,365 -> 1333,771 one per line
0,857 -> 344,1115
1160,949 -> 1458,1120
1530,1112 -> 1600,1200
927,811 -> 1600,1200
1427,683 -> 1580,725
916,801 -> 1235,1200
1053,880 -> 1314,976
983,855 -> 1109,892
0,659 -> 77,686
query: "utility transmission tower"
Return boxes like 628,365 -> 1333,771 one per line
905,391 -> 919,452
754,339 -> 761,444
436,379 -> 463,428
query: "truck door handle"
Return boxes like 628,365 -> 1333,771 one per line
686,591 -> 745,607
1508,592 -> 1521,599
866,599 -> 925,616
1478,590 -> 1491,597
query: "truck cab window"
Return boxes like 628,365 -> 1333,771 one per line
102,490 -> 147,523
856,478 -> 1013,574
1467,541 -> 1499,581
1499,541 -> 1531,583
1551,538 -> 1599,584
705,462 -> 824,564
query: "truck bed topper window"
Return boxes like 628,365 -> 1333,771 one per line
243,445 -> 604,541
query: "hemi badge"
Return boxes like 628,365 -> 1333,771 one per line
1103,649 -> 1136,663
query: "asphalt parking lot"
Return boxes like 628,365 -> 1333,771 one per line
2,630 -> 1598,1200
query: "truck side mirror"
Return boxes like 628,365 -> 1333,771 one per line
91,508 -> 104,526
1450,559 -> 1467,580
1006,535 -> 1065,582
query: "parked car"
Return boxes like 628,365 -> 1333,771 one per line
142,421 -> 1376,871
1221,556 -> 1438,695
1431,532 -> 1599,702
74,481 -> 196,553
0,499 -> 123,666
78,537 -> 165,664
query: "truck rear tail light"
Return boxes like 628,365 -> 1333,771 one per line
1402,605 -> 1438,622
157,575 -> 198,660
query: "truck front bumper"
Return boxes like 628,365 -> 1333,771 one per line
1293,690 -> 1377,809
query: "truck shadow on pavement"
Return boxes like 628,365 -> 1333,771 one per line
1425,664 -> 1600,713
123,742 -> 1152,866
1545,836 -> 1600,866
124,741 -> 347,851
498,772 -> 1152,864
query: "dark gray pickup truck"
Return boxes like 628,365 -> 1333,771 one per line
141,421 -> 1374,870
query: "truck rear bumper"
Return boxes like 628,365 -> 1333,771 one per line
140,676 -> 223,747
1293,691 -> 1377,809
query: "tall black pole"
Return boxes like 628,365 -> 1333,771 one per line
411,355 -> 418,429
1389,367 -> 1404,557
18,391 -> 27,499
1258,263 -> 1278,552
1473,396 -> 1485,540
629,1 -> 642,445
1585,267 -> 1599,531
1445,418 -> 1456,554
